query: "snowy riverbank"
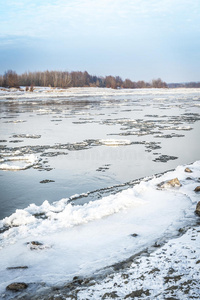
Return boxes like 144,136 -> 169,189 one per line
71,225 -> 200,300
1,160 -> 200,299
24,224 -> 200,300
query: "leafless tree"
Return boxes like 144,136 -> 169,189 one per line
0,69 -> 171,89
3,70 -> 19,87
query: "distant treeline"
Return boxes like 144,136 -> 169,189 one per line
0,70 -> 168,89
168,82 -> 200,88
0,70 -> 199,89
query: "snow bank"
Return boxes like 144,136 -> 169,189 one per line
0,161 -> 200,294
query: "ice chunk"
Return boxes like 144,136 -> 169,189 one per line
100,139 -> 131,146
0,154 -> 38,171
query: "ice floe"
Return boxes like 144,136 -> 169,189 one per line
99,139 -> 131,146
0,154 -> 39,170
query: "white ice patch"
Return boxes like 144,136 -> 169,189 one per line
0,154 -> 38,170
13,134 -> 41,139
163,125 -> 192,131
3,119 -> 26,123
3,210 -> 36,227
0,161 -> 200,293
0,150 -> 21,158
100,139 -> 131,146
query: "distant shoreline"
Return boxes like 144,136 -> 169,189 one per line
1,86 -> 200,93
1,70 -> 200,90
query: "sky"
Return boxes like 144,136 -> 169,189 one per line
0,0 -> 200,83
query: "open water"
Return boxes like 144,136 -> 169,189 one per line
0,87 -> 200,220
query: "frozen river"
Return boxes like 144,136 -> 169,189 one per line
0,87 -> 199,219
0,87 -> 200,297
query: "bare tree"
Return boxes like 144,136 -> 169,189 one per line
3,70 -> 19,87
0,69 -> 171,89
0,75 -> 3,87
151,78 -> 167,88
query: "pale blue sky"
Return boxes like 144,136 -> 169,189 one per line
0,0 -> 200,82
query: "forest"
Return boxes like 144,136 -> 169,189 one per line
0,70 -> 199,89
0,70 -> 168,89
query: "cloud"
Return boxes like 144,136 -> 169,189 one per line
1,0 -> 199,40
0,0 -> 199,82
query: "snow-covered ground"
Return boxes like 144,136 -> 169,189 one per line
77,226 -> 200,300
1,161 -> 200,299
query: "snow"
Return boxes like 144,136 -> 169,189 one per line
0,161 -> 200,296
78,226 -> 200,299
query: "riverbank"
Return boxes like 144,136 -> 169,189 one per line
1,161 -> 200,299
3,222 -> 200,299
77,224 -> 200,300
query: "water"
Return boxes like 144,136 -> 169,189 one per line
0,87 -> 200,220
